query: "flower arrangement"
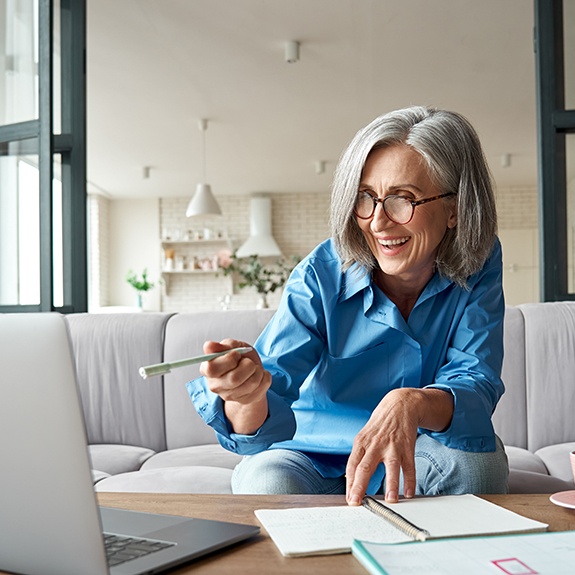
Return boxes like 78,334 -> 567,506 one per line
219,251 -> 300,308
126,268 -> 155,308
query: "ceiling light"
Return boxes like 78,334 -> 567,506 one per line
285,40 -> 300,64
186,119 -> 222,217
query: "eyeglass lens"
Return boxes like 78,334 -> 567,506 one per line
355,193 -> 413,224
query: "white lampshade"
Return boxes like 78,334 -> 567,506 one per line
186,183 -> 222,217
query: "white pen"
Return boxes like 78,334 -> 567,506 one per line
139,346 -> 252,379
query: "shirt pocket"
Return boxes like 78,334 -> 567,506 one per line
308,342 -> 390,410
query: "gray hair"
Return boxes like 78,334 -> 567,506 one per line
330,106 -> 497,287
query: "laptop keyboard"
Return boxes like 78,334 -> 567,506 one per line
104,532 -> 176,567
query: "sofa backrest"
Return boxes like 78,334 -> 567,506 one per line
66,312 -> 173,452
493,302 -> 575,452
520,302 -> 575,452
163,309 -> 276,449
492,305 -> 528,449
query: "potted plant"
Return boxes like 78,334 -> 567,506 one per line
126,268 -> 155,309
219,251 -> 300,309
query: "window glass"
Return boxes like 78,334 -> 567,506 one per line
565,0 -> 575,109
52,155 -> 63,307
0,143 -> 64,306
0,142 -> 40,305
52,0 -> 61,133
0,0 -> 39,126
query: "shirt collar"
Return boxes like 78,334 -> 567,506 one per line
338,262 -> 454,306
339,262 -> 371,302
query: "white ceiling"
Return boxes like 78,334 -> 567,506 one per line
86,0 -> 537,200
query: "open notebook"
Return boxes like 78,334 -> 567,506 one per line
0,313 -> 259,575
255,494 -> 548,557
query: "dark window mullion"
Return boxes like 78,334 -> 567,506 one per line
0,121 -> 39,143
534,0 -> 569,300
38,0 -> 54,311
59,0 -> 87,312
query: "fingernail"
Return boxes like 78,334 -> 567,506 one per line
386,490 -> 398,502
348,494 -> 361,506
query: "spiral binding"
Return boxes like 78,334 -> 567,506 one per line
362,496 -> 430,542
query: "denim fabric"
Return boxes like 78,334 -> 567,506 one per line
231,435 -> 509,495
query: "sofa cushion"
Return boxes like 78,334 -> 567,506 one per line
492,306 -> 527,449
66,313 -> 173,452
92,470 -> 111,484
141,445 -> 242,471
94,466 -> 234,494
89,444 -> 155,476
535,442 -> 575,483
504,445 -> 548,475
162,310 -> 275,450
508,469 -> 574,494
519,302 -> 575,452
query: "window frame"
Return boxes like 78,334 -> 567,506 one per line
535,0 -> 575,301
0,0 -> 87,313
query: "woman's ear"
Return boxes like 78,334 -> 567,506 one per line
447,209 -> 458,229
446,197 -> 458,229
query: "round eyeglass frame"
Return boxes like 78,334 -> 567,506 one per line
354,191 -> 457,224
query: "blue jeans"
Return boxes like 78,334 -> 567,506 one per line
231,434 -> 509,495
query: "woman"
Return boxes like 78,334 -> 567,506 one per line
187,106 -> 509,504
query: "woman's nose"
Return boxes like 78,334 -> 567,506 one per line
370,202 -> 394,231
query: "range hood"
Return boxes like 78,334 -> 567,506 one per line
235,196 -> 282,258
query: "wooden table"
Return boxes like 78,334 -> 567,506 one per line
95,493 -> 575,574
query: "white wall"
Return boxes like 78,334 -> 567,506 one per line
96,187 -> 541,312
107,198 -> 161,311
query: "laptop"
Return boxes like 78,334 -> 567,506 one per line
0,313 -> 259,575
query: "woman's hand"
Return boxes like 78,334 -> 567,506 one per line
200,339 -> 271,435
345,387 -> 454,505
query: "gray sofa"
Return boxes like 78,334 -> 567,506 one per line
65,302 -> 575,494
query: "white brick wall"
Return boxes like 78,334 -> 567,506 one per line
495,186 -> 540,304
88,186 -> 542,313
159,193 -> 331,311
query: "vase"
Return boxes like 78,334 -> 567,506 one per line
257,294 -> 269,309
136,292 -> 143,309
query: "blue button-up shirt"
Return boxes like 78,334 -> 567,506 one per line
188,238 -> 505,493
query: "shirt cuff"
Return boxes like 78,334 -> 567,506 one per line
421,383 -> 496,452
188,380 -> 296,455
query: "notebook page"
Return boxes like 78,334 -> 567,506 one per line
384,494 -> 548,539
255,506 -> 412,556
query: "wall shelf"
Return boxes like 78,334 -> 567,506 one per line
161,238 -> 229,246
160,235 -> 232,295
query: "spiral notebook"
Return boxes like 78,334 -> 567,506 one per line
255,494 -> 548,557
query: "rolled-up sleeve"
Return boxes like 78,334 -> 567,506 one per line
187,379 -> 297,454
185,248 -> 334,455
424,242 -> 505,451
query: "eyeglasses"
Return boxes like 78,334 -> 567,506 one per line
354,191 -> 456,224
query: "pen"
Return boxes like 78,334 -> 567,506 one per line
139,346 -> 253,379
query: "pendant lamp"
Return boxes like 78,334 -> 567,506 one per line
186,119 -> 222,217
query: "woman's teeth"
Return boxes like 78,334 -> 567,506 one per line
379,237 -> 409,248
